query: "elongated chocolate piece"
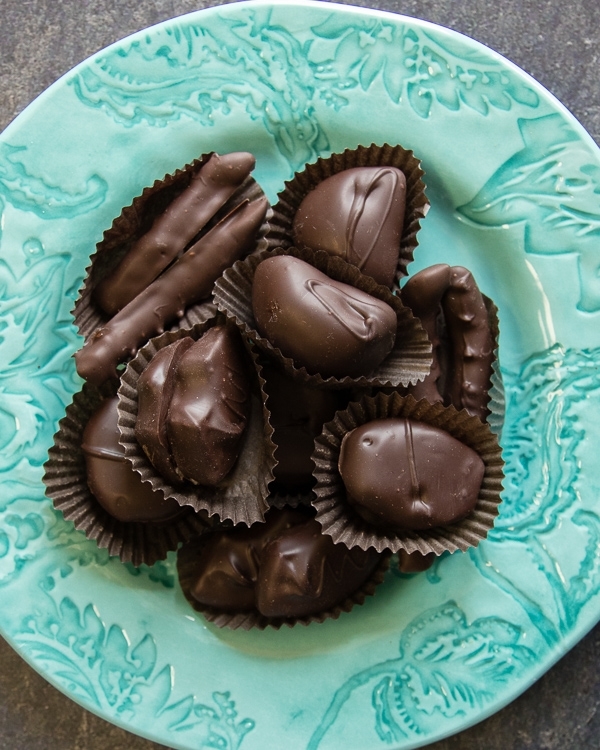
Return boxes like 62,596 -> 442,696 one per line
252,255 -> 397,378
189,509 -> 308,611
256,518 -> 382,618
135,338 -> 194,486
167,326 -> 250,486
293,166 -> 406,287
261,362 -> 348,489
76,197 -> 268,385
338,418 -> 485,530
95,152 -> 257,316
82,396 -> 182,523
402,264 -> 494,420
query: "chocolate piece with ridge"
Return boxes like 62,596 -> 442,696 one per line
76,197 -> 268,385
95,152 -> 257,316
293,166 -> 406,287
134,338 -> 194,486
339,418 -> 485,530
252,255 -> 397,378
256,517 -> 382,618
167,325 -> 250,486
82,396 -> 182,523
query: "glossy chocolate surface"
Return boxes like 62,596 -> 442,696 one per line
189,509 -> 309,612
402,264 -> 494,420
76,197 -> 268,385
261,362 -> 348,489
134,338 -> 193,486
94,152 -> 256,316
256,517 -> 382,618
293,166 -> 406,287
167,325 -> 250,486
82,396 -> 182,523
339,418 -> 485,530
252,255 -> 397,378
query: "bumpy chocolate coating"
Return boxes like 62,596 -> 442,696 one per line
339,418 -> 485,530
189,509 -> 307,612
293,166 -> 406,287
402,264 -> 494,420
76,197 -> 268,385
256,517 -> 382,618
252,255 -> 397,378
166,325 -> 250,486
95,152 -> 257,316
134,338 -> 194,486
82,396 -> 182,523
261,363 -> 348,489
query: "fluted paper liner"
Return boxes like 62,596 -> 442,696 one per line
312,392 -> 504,555
213,246 -> 432,389
73,151 -> 269,342
266,143 -> 429,288
42,382 -> 209,567
117,317 -> 275,526
176,521 -> 391,630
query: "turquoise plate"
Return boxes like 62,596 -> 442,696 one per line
2,1 -> 600,748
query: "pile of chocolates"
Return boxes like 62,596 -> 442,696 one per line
44,144 -> 503,629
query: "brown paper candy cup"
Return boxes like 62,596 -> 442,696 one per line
213,246 -> 432,389
266,142 -> 429,288
73,152 -> 269,342
117,317 -> 275,526
312,392 -> 504,555
176,522 -> 391,630
42,382 -> 209,567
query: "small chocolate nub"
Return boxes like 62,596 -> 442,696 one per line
293,166 -> 406,287
252,255 -> 397,378
398,550 -> 435,573
95,152 -> 256,316
256,517 -> 382,618
167,325 -> 250,486
82,396 -> 182,523
339,418 -> 485,530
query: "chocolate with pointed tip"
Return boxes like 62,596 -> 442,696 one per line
82,396 -> 183,523
76,197 -> 268,385
252,255 -> 397,378
339,418 -> 485,530
167,325 -> 250,486
95,152 -> 257,316
293,166 -> 406,287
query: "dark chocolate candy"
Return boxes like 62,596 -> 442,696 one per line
189,509 -> 309,612
293,166 -> 406,287
338,418 -> 485,530
402,264 -> 494,420
252,255 -> 397,378
76,196 -> 268,385
166,325 -> 250,486
261,362 -> 348,490
82,396 -> 182,523
398,550 -> 435,573
94,152 -> 257,316
256,517 -> 382,618
134,338 -> 194,486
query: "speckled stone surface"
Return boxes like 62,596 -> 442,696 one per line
1,1 -> 599,749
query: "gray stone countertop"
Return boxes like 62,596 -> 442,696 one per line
1,1 -> 599,748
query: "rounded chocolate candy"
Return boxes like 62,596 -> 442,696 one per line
293,166 -> 406,287
82,396 -> 182,523
252,255 -> 397,378
338,418 -> 485,530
